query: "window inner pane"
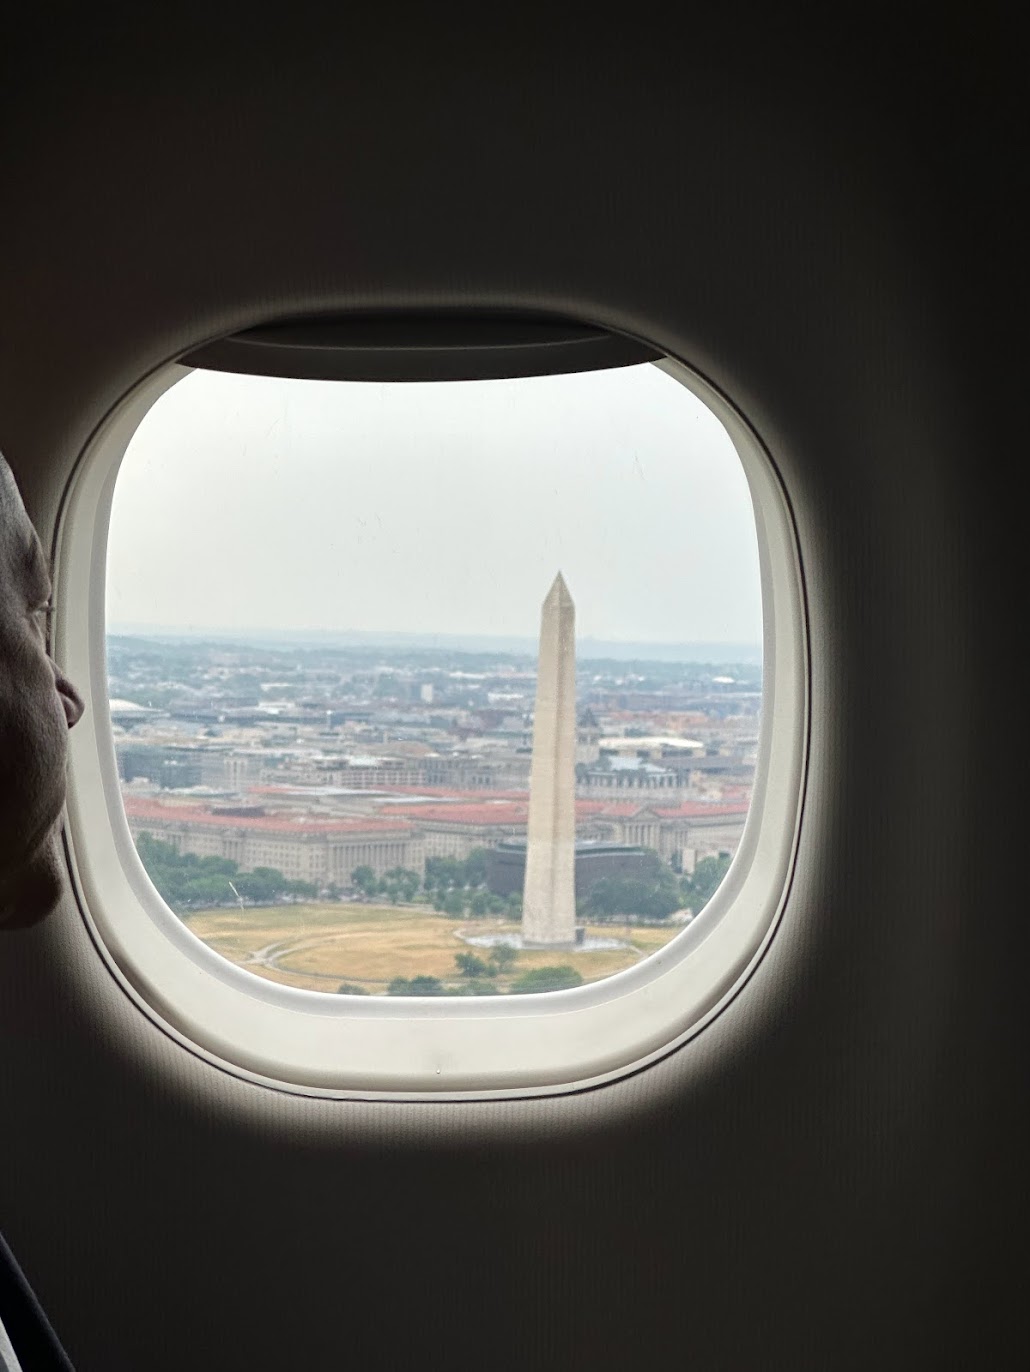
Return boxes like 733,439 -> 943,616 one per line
105,364 -> 762,997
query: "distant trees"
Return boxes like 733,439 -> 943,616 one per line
449,978 -> 500,996
489,943 -> 517,972
452,945 -> 520,992
680,853 -> 732,914
347,848 -> 731,922
511,965 -> 584,993
336,982 -> 369,995
577,847 -> 733,924
351,865 -> 378,897
380,942 -> 564,997
387,975 -> 445,996
379,866 -> 422,903
582,850 -> 682,923
423,849 -> 507,918
455,951 -> 495,979
343,846 -> 530,920
463,848 -> 488,889
135,833 -> 317,913
349,865 -> 422,903
442,890 -> 466,918
424,854 -> 469,893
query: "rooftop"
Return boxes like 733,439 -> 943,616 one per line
122,796 -> 412,837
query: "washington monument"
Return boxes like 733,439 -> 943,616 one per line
521,572 -> 577,947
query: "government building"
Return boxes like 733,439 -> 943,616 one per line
123,797 -> 424,887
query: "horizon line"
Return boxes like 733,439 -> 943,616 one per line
106,622 -> 762,651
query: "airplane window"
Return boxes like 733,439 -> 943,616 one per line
55,346 -> 803,1095
102,363 -> 763,1002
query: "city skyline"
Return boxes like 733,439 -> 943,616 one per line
106,625 -> 763,665
110,619 -> 756,997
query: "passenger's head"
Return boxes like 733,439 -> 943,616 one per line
0,452 -> 84,928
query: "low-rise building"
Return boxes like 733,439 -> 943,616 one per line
122,796 -> 424,886
486,840 -> 653,899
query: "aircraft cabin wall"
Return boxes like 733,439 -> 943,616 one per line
1,16 -> 1024,1371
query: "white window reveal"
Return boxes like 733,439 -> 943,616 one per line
54,345 -> 805,1098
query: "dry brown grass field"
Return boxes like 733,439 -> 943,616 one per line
183,902 -> 684,994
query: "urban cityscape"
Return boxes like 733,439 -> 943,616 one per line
108,596 -> 761,997
102,357 -> 764,997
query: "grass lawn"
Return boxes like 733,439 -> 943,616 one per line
183,902 -> 685,995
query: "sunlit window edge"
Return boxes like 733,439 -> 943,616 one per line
54,354 -> 807,1099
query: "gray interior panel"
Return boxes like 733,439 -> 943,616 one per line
0,13 -> 1024,1370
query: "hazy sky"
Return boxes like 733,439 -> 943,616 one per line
106,362 -> 763,647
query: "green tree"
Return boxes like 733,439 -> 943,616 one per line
197,855 -> 238,877
409,975 -> 445,995
584,850 -> 682,923
680,853 -> 731,913
134,832 -> 314,914
386,975 -> 444,997
425,849 -> 489,894
488,944 -> 517,973
234,866 -> 288,902
442,890 -> 466,918
351,865 -> 378,898
183,874 -> 236,906
336,982 -> 369,995
450,978 -> 500,996
511,965 -> 584,994
377,866 -> 421,904
424,855 -> 463,892
463,847 -> 489,889
455,951 -> 490,979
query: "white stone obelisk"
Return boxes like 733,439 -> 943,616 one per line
521,572 -> 577,947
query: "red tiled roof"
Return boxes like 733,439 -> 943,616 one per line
652,802 -> 751,819
384,803 -> 528,825
574,799 -> 750,820
375,784 -> 531,801
246,783 -> 532,802
123,793 -> 748,838
122,797 -> 411,837
385,799 -> 750,825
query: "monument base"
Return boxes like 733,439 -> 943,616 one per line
458,928 -> 628,953
520,925 -> 585,951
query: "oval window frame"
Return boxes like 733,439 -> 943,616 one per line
53,349 -> 808,1100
